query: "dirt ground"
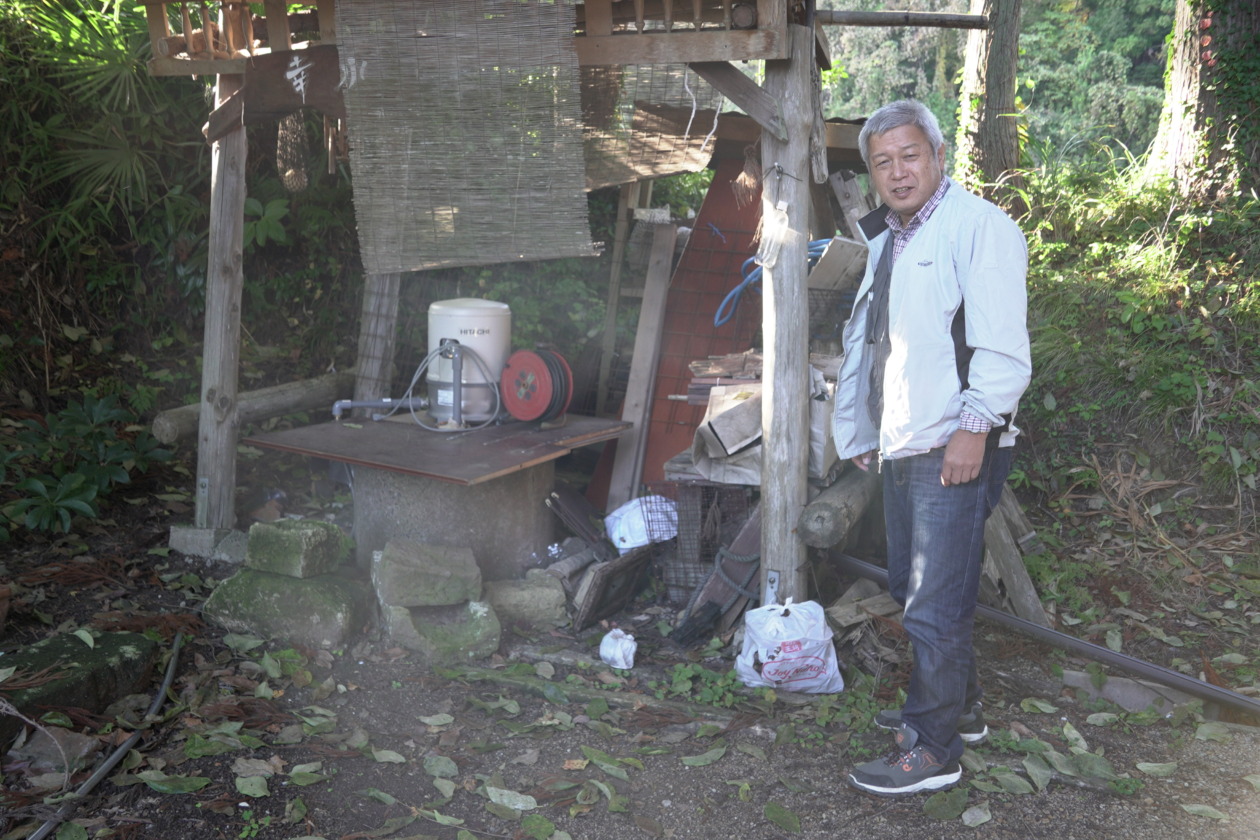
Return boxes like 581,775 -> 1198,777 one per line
3,471 -> 1260,840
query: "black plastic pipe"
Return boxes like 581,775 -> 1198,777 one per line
29,633 -> 185,840
834,553 -> 1260,720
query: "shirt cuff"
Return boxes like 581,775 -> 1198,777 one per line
958,411 -> 992,434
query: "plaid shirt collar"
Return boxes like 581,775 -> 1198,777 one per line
885,176 -> 950,259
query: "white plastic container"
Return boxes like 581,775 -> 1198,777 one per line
426,298 -> 511,422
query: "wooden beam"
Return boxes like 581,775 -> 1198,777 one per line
195,66 -> 247,530
584,0 -> 615,35
574,29 -> 785,65
152,372 -> 355,444
796,467 -> 879,548
606,223 -> 678,511
814,10 -> 988,30
263,0 -> 293,51
758,24 -> 814,604
688,61 -> 786,142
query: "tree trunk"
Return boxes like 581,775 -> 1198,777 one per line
954,0 -> 1023,207
1147,0 -> 1260,200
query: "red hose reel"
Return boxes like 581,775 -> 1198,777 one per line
500,349 -> 573,422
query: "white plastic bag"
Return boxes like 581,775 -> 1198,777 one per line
599,629 -> 637,669
735,599 -> 844,693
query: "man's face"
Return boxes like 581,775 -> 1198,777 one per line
867,123 -> 946,225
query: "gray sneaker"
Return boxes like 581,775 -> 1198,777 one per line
848,727 -> 962,797
873,702 -> 989,744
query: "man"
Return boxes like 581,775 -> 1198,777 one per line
832,100 -> 1031,796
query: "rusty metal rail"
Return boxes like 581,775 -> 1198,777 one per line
835,553 -> 1260,720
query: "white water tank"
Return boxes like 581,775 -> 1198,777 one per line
427,298 -> 511,423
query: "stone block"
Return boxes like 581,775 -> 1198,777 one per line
169,525 -> 247,563
484,569 -> 568,629
373,540 -> 481,607
245,519 -> 349,578
202,569 -> 371,649
381,601 -> 501,666
0,632 -> 159,750
353,460 -> 555,580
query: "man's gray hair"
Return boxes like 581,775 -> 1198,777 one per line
858,100 -> 945,167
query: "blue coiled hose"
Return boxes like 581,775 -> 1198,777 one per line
714,238 -> 834,327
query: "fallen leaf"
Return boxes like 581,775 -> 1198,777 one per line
234,775 -> 269,798
961,802 -> 992,827
486,786 -> 538,811
1019,698 -> 1058,714
424,755 -> 458,778
763,801 -> 801,834
371,748 -> 406,764
1180,804 -> 1228,820
680,742 -> 727,767
420,713 -> 455,727
1194,722 -> 1232,743
922,787 -> 968,820
1135,762 -> 1178,777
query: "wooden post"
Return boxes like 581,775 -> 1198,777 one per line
605,223 -> 677,510
194,66 -> 247,529
353,272 -> 401,411
758,24 -> 815,603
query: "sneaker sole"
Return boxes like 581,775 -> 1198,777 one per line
847,766 -> 962,797
874,718 -> 989,744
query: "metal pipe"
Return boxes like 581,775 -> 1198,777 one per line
331,397 -> 427,420
834,554 -> 1260,719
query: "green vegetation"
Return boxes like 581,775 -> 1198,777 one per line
0,394 -> 170,542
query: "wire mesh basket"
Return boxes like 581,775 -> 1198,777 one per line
644,480 -> 753,605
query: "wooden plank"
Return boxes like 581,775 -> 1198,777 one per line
243,415 -> 631,487
204,45 -> 346,142
826,592 -> 902,629
352,272 -> 401,413
808,178 -> 837,241
814,10 -> 989,29
195,72 -> 247,530
828,170 -> 875,241
983,497 -> 1052,627
688,61 -> 785,141
606,224 -> 679,510
147,55 -> 248,77
758,24 -> 814,603
596,182 -> 644,417
574,29 -> 785,65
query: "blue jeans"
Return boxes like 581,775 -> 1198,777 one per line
883,444 -> 1013,764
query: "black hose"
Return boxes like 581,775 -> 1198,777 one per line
833,554 -> 1260,720
29,633 -> 186,840
536,350 -> 569,423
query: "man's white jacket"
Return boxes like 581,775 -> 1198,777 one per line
832,179 -> 1032,461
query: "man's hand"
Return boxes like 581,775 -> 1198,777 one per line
852,451 -> 877,472
941,430 -> 986,486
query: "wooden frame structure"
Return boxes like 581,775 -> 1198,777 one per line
141,1 -> 986,604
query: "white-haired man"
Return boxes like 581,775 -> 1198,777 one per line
833,99 -> 1031,796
